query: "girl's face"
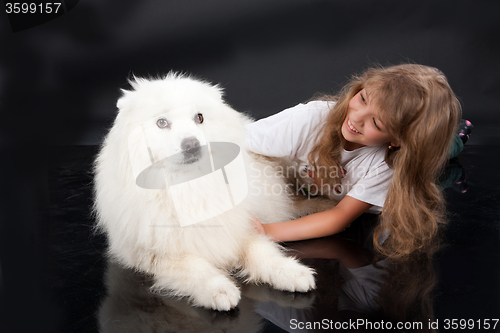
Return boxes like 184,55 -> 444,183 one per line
341,89 -> 398,150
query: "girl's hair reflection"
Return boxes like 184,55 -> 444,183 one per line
281,221 -> 439,332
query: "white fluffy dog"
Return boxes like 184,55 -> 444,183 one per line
93,73 -> 316,311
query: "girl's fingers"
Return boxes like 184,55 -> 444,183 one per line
251,216 -> 265,235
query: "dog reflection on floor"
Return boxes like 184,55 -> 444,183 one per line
98,232 -> 438,333
98,261 -> 316,333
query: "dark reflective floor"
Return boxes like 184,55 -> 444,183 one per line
42,145 -> 499,333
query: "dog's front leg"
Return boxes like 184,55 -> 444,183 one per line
240,236 -> 316,292
151,254 -> 240,311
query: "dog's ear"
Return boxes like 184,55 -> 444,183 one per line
209,83 -> 224,101
116,75 -> 144,112
116,89 -> 131,111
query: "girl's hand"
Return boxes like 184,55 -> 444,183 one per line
259,196 -> 372,242
251,216 -> 266,236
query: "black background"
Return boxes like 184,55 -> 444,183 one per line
1,0 -> 500,146
1,1 -> 499,332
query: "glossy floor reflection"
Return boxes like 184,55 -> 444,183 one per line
45,145 -> 499,333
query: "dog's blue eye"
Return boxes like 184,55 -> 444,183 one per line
157,118 -> 169,129
195,113 -> 204,124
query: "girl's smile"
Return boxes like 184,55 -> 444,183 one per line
346,117 -> 361,135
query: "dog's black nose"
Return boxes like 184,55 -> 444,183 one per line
181,137 -> 201,163
181,137 -> 200,151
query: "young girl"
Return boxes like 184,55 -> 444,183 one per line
247,64 -> 463,259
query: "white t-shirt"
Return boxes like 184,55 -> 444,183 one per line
244,101 -> 393,214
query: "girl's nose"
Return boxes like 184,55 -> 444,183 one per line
350,117 -> 363,127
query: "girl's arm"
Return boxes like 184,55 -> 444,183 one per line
260,196 -> 373,242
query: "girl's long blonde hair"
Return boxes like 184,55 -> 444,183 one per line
309,64 -> 461,259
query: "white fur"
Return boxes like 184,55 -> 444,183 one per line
93,73 -> 315,311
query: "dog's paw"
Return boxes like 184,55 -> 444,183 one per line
193,276 -> 241,311
270,259 -> 316,293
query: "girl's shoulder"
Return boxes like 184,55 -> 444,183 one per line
286,100 -> 333,127
292,100 -> 333,115
244,100 -> 333,158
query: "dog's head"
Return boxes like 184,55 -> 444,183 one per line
102,73 -> 251,225
117,73 -> 230,166
111,73 -> 251,191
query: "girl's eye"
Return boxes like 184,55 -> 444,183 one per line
373,118 -> 381,130
360,93 -> 366,104
195,113 -> 204,124
156,118 -> 170,129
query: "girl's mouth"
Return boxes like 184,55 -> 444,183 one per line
347,118 -> 361,135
